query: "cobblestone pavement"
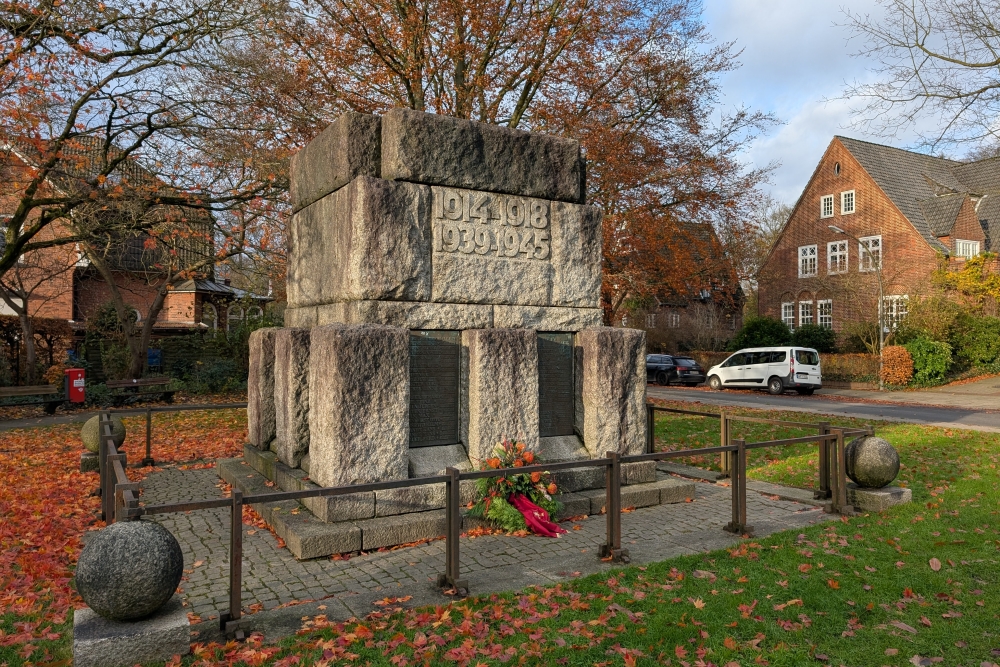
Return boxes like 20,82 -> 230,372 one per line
141,465 -> 833,627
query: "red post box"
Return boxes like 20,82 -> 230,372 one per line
64,368 -> 86,403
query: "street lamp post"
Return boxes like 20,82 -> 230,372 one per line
829,225 -> 885,391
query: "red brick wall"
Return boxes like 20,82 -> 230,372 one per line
759,138 -> 941,334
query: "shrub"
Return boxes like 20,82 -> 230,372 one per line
950,314 -> 1000,367
904,337 -> 952,385
880,346 -> 914,386
791,324 -> 837,352
728,317 -> 791,350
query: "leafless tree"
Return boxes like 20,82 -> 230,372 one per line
843,0 -> 1000,152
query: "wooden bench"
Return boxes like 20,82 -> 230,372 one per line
105,378 -> 176,406
0,385 -> 64,414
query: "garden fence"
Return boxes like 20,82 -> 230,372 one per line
95,407 -> 872,635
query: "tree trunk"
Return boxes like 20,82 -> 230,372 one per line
0,291 -> 36,384
129,287 -> 168,378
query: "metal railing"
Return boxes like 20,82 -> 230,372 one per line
95,405 -> 872,635
646,404 -> 872,503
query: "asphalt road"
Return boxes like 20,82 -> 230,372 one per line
647,386 -> 1000,433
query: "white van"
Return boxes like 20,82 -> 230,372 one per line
706,347 -> 822,395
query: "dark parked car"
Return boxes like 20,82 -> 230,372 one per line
646,354 -> 678,385
671,356 -> 706,386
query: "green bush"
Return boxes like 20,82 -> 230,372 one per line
950,314 -> 1000,367
791,324 -> 837,352
903,337 -> 952,385
84,382 -> 114,407
728,317 -> 791,350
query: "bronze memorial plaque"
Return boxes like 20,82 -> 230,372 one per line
538,332 -> 574,437
409,330 -> 461,447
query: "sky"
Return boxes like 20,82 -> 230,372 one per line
701,0 -> 912,205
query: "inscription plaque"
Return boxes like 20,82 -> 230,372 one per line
538,332 -> 574,437
432,186 -> 551,262
409,330 -> 461,447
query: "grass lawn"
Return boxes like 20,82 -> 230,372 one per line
1,404 -> 998,667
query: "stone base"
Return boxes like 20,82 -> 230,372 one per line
73,595 -> 189,667
847,484 -> 912,512
81,451 -> 99,473
219,455 -> 696,559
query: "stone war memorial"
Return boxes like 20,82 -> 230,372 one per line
224,109 -> 692,559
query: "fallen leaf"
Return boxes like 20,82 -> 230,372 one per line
929,558 -> 941,572
886,648 -> 899,655
891,621 -> 918,634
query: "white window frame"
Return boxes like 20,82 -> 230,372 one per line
645,313 -> 656,328
820,195 -> 834,219
840,190 -> 856,215
955,239 -> 980,259
201,303 -> 218,332
858,235 -> 881,272
781,302 -> 795,331
881,295 -> 909,331
798,244 -> 818,277
827,240 -> 848,274
799,301 -> 814,327
817,299 -> 833,329
668,312 -> 681,328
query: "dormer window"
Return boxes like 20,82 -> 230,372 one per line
955,239 -> 980,258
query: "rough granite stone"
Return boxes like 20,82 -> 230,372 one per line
463,328 -> 539,464
288,176 -> 431,308
272,328 -> 311,468
355,510 -> 447,550
248,327 -> 278,449
577,327 -> 647,458
845,436 -> 900,489
73,595 -> 189,667
621,461 -> 657,485
653,478 -> 697,504
847,483 -> 912,512
75,521 -> 183,621
492,305 -> 603,330
80,451 -> 99,473
290,112 -> 381,213
377,445 -> 475,516
381,108 -> 583,203
428,186 -> 601,308
318,300 -> 494,329
308,324 -> 410,489
550,201 -> 602,308
81,415 -> 125,453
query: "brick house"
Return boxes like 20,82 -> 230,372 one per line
639,222 -> 744,351
0,139 -> 266,339
758,136 -> 1000,336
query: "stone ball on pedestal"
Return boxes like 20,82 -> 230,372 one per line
75,521 -> 184,621
845,436 -> 900,489
81,415 -> 126,453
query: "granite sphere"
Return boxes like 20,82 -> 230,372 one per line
81,415 -> 126,453
75,521 -> 184,621
845,436 -> 900,489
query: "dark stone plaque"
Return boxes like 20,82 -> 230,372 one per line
538,332 -> 574,437
409,330 -> 461,447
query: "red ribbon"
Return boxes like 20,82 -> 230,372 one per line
509,493 -> 567,537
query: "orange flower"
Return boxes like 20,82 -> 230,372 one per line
530,471 -> 541,483
547,483 -> 558,495
516,442 -> 526,453
513,458 -> 524,467
523,451 -> 535,464
487,457 -> 501,469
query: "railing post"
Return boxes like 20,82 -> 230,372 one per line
724,438 -> 752,536
142,407 -> 154,467
599,452 -> 629,563
98,413 -> 108,522
438,467 -> 467,594
816,421 -> 831,500
835,429 -> 854,515
718,411 -> 731,479
221,490 -> 243,633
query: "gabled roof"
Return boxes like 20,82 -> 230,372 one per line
837,136 -> 1000,252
